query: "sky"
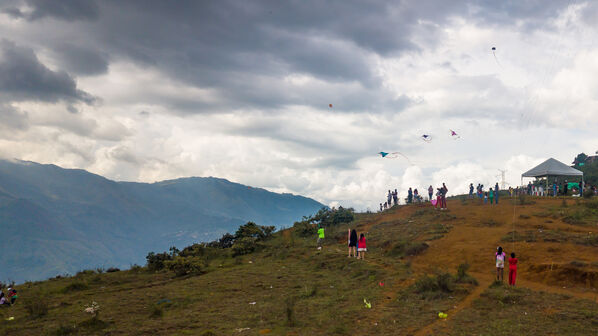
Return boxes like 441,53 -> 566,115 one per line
1,0 -> 597,210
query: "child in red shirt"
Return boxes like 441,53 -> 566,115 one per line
508,252 -> 518,286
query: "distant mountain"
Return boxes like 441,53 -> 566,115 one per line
0,160 -> 323,282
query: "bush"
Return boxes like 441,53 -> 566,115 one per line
164,256 -> 204,277
293,221 -> 317,237
235,222 -> 275,240
583,190 -> 594,199
179,243 -> 206,257
53,324 -> 76,335
285,297 -> 296,326
76,270 -> 96,277
62,281 -> 89,293
456,263 -> 478,285
231,237 -> 261,256
24,298 -> 49,318
208,233 -> 235,249
415,272 -> 455,295
146,252 -> 173,271
387,241 -> 429,257
106,267 -> 120,273
149,305 -> 164,318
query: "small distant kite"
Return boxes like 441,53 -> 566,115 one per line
328,104 -> 333,108
378,152 -> 413,164
492,47 -> 502,67
450,130 -> 460,139
421,134 -> 433,142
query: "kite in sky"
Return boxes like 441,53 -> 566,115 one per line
450,130 -> 460,139
421,134 -> 432,142
492,47 -> 502,67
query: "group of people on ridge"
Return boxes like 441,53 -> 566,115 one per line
470,182 -> 500,204
379,183 -> 449,210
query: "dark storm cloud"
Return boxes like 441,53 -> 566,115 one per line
1,0 -> 575,113
52,43 -> 109,76
4,0 -> 100,21
0,40 -> 94,104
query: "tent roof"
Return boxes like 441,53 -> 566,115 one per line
522,158 -> 583,177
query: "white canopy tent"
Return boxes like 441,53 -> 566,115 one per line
521,158 -> 583,193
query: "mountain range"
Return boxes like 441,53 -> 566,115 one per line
0,160 -> 323,282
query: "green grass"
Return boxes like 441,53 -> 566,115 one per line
442,284 -> 598,335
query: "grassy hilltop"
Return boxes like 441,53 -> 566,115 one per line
1,196 -> 598,335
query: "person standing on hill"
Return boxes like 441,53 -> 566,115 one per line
553,180 -> 558,197
508,253 -> 518,286
527,182 -> 532,195
407,188 -> 413,204
357,233 -> 367,260
393,189 -> 398,206
380,203 -> 383,212
440,183 -> 448,210
387,190 -> 392,207
495,182 -> 499,204
469,183 -> 474,198
495,246 -> 506,282
428,185 -> 433,201
317,225 -> 325,250
489,188 -> 494,205
563,180 -> 568,196
348,229 -> 357,258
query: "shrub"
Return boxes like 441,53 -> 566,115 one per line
62,281 -> 89,293
164,256 -> 204,277
106,267 -> 120,273
456,263 -> 478,285
570,260 -> 588,268
387,241 -> 429,257
149,305 -> 164,318
129,264 -> 143,272
53,324 -> 76,335
235,222 -> 276,240
293,221 -> 317,237
76,270 -> 96,277
146,252 -> 173,271
207,233 -> 235,249
179,243 -> 207,257
24,298 -> 49,318
414,272 -> 455,298
285,297 -> 296,326
583,190 -> 594,199
231,237 -> 261,256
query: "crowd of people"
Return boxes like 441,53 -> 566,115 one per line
510,180 -> 598,197
379,183 -> 449,211
470,182 -> 501,204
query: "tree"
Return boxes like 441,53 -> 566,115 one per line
573,153 -> 588,166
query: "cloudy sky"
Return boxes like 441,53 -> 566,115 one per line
1,0 -> 597,210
